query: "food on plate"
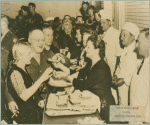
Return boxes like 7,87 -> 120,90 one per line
56,99 -> 68,106
81,90 -> 91,99
48,53 -> 71,67
70,90 -> 82,99
48,77 -> 72,87
47,58 -> 59,63
58,95 -> 68,100
70,98 -> 81,104
64,86 -> 74,95
56,91 -> 66,96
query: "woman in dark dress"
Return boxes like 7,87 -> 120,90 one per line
7,43 -> 53,124
52,35 -> 116,123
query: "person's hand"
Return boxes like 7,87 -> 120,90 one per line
52,62 -> 62,69
53,71 -> 69,80
70,59 -> 78,65
40,67 -> 53,82
64,86 -> 74,95
112,75 -> 118,84
60,49 -> 68,56
112,75 -> 125,87
8,101 -> 19,118
51,53 -> 65,64
116,78 -> 125,87
80,49 -> 86,59
66,52 -> 71,59
76,66 -> 83,71
38,99 -> 45,108
60,49 -> 65,55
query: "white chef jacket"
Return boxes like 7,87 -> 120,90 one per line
115,41 -> 138,105
130,57 -> 149,122
115,41 -> 138,86
103,27 -> 123,76
103,27 -> 123,104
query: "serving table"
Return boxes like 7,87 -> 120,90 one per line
42,90 -> 102,124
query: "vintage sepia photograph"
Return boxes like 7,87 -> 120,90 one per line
1,1 -> 149,124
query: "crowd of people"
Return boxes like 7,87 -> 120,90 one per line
1,1 -> 149,124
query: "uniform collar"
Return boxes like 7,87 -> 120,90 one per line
31,50 -> 41,64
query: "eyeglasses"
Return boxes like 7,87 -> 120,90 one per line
31,39 -> 44,42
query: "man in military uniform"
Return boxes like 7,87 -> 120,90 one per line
26,29 -> 51,123
1,15 -> 20,62
42,25 -> 60,58
16,6 -> 30,40
28,2 -> 43,29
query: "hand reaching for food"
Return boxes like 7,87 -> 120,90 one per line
38,99 -> 45,108
48,53 -> 65,64
52,71 -> 69,80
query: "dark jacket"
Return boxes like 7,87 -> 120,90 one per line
73,59 -> 115,122
1,30 -> 20,51
62,34 -> 81,59
26,51 -> 50,82
23,51 -> 52,123
1,30 -> 20,62
28,12 -> 43,29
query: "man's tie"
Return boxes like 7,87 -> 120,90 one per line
137,59 -> 145,75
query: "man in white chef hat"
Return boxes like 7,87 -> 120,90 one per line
99,10 -> 123,104
112,22 -> 140,105
100,10 -> 123,75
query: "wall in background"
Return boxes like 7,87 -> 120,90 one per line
1,1 -> 82,20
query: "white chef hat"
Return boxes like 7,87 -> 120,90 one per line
45,17 -> 54,21
122,22 -> 140,40
99,10 -> 112,21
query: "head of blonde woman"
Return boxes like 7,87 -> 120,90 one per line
12,42 -> 33,65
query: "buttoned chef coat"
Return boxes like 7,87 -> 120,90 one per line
103,27 -> 123,76
115,41 -> 138,105
130,57 -> 149,122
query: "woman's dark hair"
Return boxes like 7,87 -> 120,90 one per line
28,2 -> 36,8
64,15 -> 71,19
82,1 -> 89,7
87,5 -> 96,12
94,10 -> 101,18
53,17 -> 61,30
87,35 -> 105,58
18,10 -> 22,15
21,6 -> 29,14
76,16 -> 83,21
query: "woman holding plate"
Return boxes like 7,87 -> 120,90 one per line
51,35 -> 116,123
